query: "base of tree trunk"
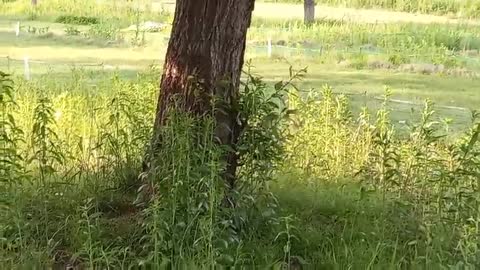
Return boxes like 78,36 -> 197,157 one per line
304,1 -> 315,25
146,0 -> 255,198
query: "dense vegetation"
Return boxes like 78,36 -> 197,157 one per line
54,15 -> 99,25
1,66 -> 480,268
267,0 -> 480,18
2,0 -> 480,268
250,18 -> 480,72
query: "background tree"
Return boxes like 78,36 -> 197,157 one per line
147,0 -> 256,192
304,0 -> 315,24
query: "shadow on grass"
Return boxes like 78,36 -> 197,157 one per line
269,177 -> 429,269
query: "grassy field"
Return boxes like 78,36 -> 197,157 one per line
2,7 -> 479,133
263,0 -> 480,19
2,0 -> 480,269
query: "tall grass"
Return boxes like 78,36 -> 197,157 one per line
285,82 -> 480,267
1,66 -> 480,268
267,0 -> 480,18
0,0 -> 170,25
249,18 -> 480,71
0,67 -> 292,267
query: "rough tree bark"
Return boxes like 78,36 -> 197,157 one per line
148,0 -> 255,192
304,0 -> 315,25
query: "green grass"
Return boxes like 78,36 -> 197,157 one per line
273,180 -> 421,268
2,14 -> 479,134
2,65 -> 480,268
2,1 -> 480,268
0,0 -> 170,24
264,0 -> 480,19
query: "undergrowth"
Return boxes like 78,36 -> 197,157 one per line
1,67 -> 480,268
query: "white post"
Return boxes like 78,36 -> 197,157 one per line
15,21 -> 20,37
267,37 -> 272,58
24,56 -> 31,80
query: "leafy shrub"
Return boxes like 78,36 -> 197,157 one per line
88,23 -> 122,41
55,15 -> 99,25
0,72 -> 24,186
349,52 -> 368,69
388,53 -> 410,65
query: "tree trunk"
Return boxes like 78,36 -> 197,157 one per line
304,0 -> 315,25
148,0 -> 255,192
31,0 -> 37,6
